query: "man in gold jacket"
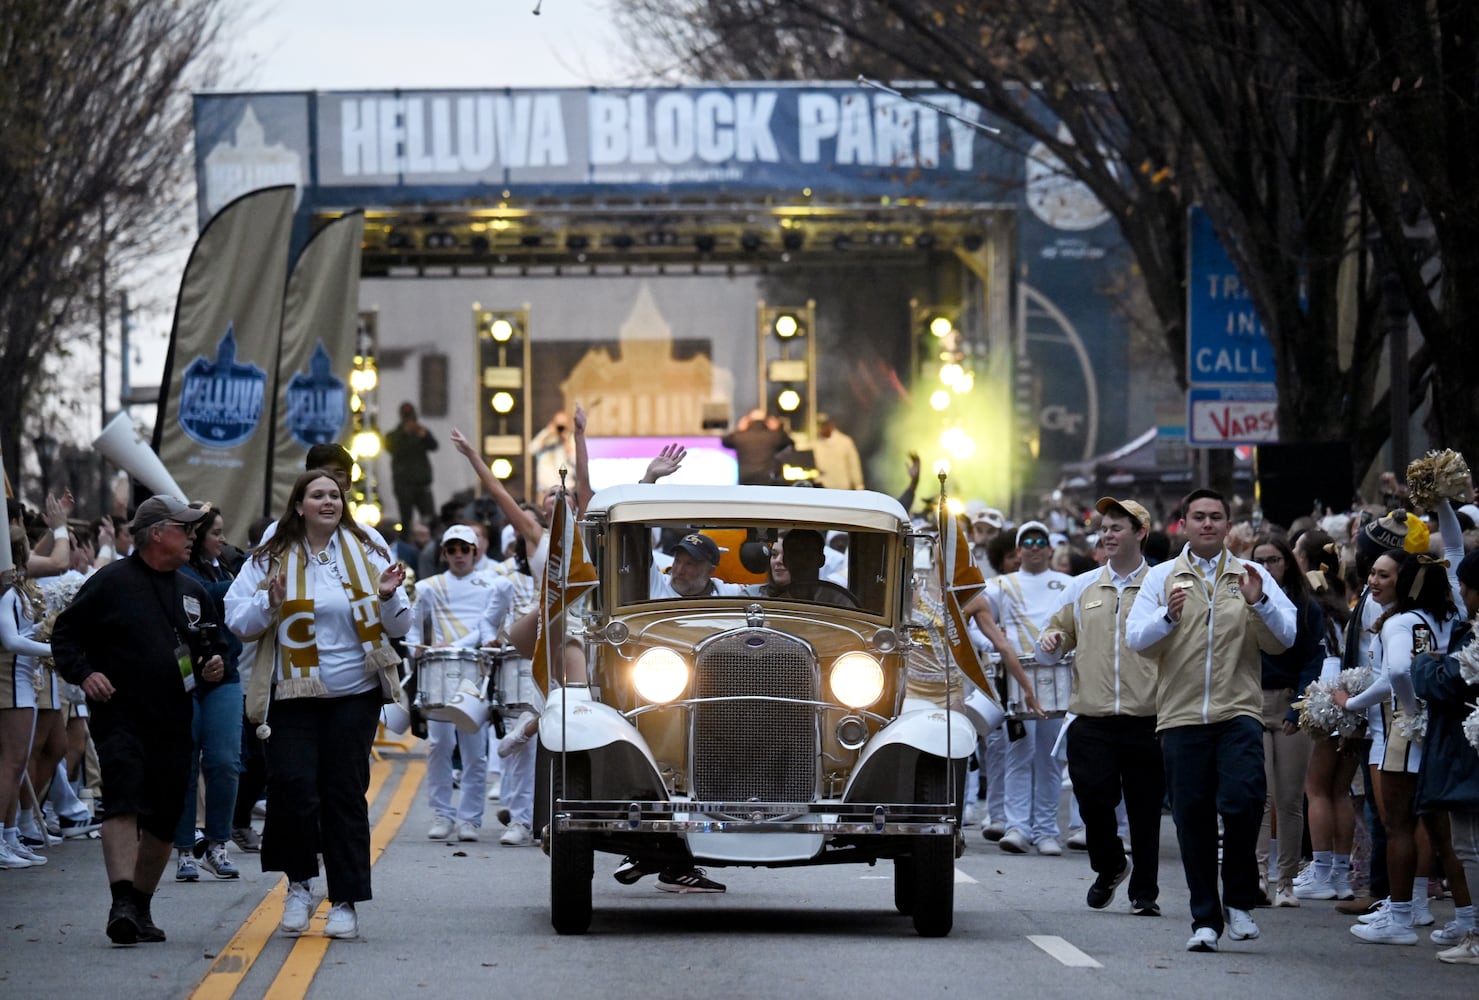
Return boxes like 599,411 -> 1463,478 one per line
1038,497 -> 1162,917
1125,488 -> 1295,954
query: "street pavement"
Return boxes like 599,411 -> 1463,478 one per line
2,743 -> 1474,999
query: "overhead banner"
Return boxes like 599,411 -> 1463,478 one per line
270,211 -> 367,518
153,185 -> 296,543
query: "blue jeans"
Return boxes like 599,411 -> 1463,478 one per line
1160,715 -> 1266,933
174,682 -> 243,848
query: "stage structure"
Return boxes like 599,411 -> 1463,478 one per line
192,85 -> 1142,512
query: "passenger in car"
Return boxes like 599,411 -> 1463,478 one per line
765,529 -> 857,608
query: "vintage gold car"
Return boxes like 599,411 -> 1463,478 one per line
538,484 -> 974,936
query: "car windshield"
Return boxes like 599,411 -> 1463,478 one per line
607,521 -> 892,616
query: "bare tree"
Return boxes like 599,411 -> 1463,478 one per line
609,0 -> 1441,484
0,0 -> 227,499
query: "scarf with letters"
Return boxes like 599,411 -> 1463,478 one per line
276,528 -> 401,700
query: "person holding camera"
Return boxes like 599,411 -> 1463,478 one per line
172,504 -> 245,882
51,495 -> 226,945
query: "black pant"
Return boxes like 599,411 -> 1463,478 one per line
1160,716 -> 1266,932
1066,714 -> 1164,903
261,691 -> 381,903
233,711 -> 269,829
393,481 -> 436,531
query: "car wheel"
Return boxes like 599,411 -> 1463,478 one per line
910,759 -> 954,938
549,751 -> 593,935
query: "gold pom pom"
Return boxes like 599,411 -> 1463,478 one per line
1406,449 -> 1472,513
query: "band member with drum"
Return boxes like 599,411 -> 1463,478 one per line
408,524 -> 514,842
226,470 -> 410,941
984,521 -> 1074,857
1037,497 -> 1163,916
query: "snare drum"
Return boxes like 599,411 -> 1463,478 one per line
495,653 -> 540,716
415,648 -> 487,717
1007,654 -> 1074,718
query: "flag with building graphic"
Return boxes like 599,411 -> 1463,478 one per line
153,186 -> 296,543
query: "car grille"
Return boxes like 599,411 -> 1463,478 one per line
692,629 -> 817,803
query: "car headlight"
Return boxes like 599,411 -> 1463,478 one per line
830,651 -> 884,708
632,647 -> 689,703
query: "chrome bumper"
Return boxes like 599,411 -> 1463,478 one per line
554,799 -> 956,836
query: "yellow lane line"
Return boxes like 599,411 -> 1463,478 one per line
263,759 -> 425,999
188,757 -> 422,1000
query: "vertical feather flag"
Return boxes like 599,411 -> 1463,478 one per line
531,484 -> 599,695
152,186 -> 296,543
938,491 -> 1001,703
269,211 -> 367,519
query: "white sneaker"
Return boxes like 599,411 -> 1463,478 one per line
427,815 -> 455,840
998,829 -> 1030,854
1328,866 -> 1355,900
456,820 -> 479,842
1438,930 -> 1479,964
961,803 -> 981,828
1225,907 -> 1260,941
486,773 -> 502,801
1273,883 -> 1299,908
323,902 -> 357,939
9,839 -> 47,866
280,880 -> 313,935
1186,927 -> 1219,952
1034,836 -> 1063,856
981,821 -> 1006,842
1065,827 -> 1088,851
1412,900 -> 1435,927
1358,898 -> 1392,923
0,840 -> 35,869
1294,869 -> 1337,900
1432,919 -> 1475,946
499,822 -> 532,847
1351,912 -> 1418,945
497,711 -> 537,758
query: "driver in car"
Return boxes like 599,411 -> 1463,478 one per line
766,529 -> 857,608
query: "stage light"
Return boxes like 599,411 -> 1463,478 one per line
351,430 -> 382,458
774,314 -> 799,338
941,426 -> 976,461
929,316 -> 953,338
953,371 -> 975,394
777,389 -> 801,412
945,497 -> 965,516
930,389 -> 951,411
349,367 -> 378,392
351,461 -> 364,482
491,391 -> 515,414
490,318 -> 514,342
354,501 -> 382,527
490,458 -> 514,479
940,362 -> 964,388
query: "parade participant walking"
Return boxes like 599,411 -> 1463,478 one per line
51,495 -> 225,944
1250,534 -> 1325,907
384,402 -> 439,531
173,505 -> 244,882
409,523 -> 514,842
1038,497 -> 1164,915
227,470 -> 409,940
986,520 -> 1074,856
1126,488 -> 1296,953
1,525 -> 52,869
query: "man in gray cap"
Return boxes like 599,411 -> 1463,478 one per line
52,495 -> 228,945
649,532 -> 747,599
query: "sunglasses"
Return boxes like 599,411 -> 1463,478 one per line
1019,537 -> 1051,549
443,542 -> 475,555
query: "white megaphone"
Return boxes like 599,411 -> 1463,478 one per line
93,413 -> 187,501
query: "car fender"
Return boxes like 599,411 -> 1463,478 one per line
537,687 -> 664,777
841,705 -> 975,804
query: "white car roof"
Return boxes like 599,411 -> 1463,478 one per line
587,484 -> 909,532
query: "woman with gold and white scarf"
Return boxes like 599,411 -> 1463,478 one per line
226,469 -> 409,941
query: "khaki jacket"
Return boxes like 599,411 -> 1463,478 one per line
1040,563 -> 1158,717
1125,547 -> 1296,731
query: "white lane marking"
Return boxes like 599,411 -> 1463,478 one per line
1027,935 -> 1103,968
954,867 -> 977,884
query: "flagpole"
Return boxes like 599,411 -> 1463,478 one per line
937,470 -> 955,823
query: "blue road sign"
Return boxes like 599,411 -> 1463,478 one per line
1185,207 -> 1276,387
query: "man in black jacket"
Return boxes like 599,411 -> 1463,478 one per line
52,495 -> 227,946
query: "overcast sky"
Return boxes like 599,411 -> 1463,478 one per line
229,0 -> 635,90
